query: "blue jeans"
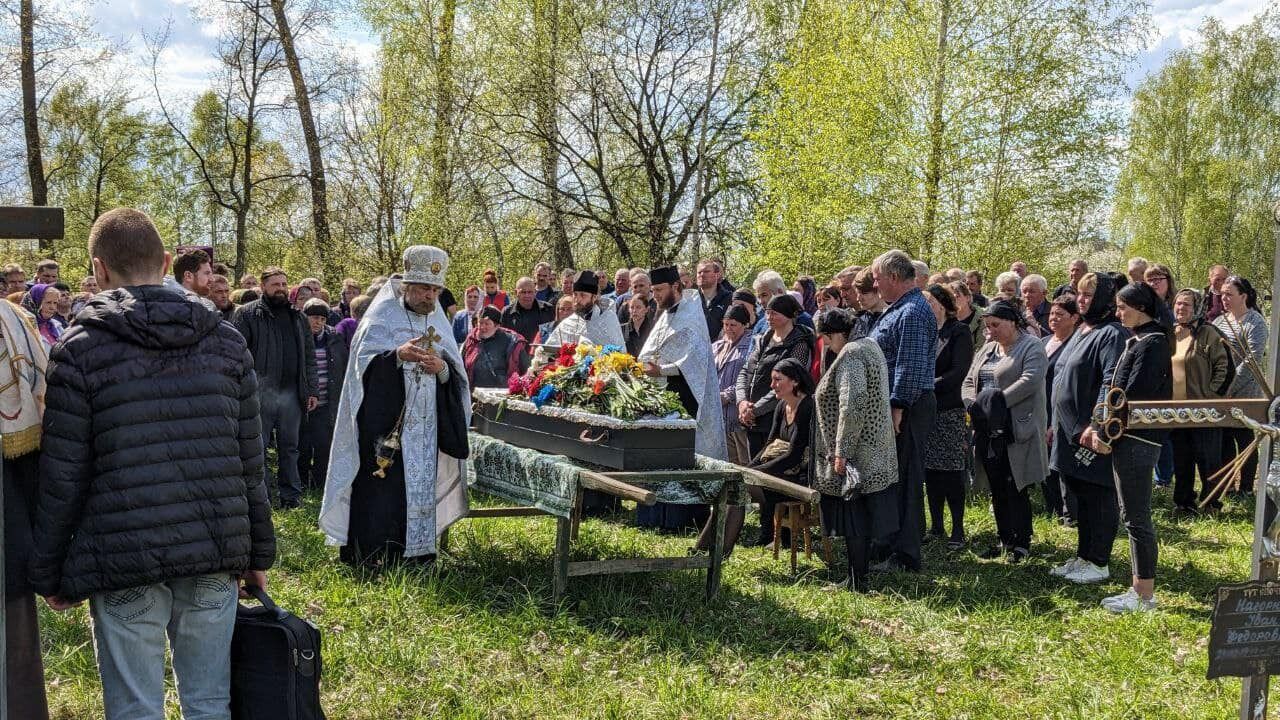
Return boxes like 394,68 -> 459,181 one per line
90,574 -> 238,720
260,388 -> 304,505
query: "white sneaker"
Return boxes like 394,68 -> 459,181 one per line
1064,561 -> 1110,584
1102,588 -> 1156,614
1050,557 -> 1082,577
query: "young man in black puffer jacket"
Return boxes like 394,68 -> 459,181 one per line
29,207 -> 275,720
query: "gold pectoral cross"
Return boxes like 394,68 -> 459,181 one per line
419,326 -> 443,353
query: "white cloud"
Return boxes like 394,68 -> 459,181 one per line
1132,0 -> 1269,88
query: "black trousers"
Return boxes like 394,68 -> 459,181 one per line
1113,438 -> 1161,579
925,469 -> 965,539
6,593 -> 49,720
1221,426 -> 1260,494
886,392 -> 935,570
1172,427 -> 1222,509
1041,470 -> 1077,523
1063,474 -> 1118,567
984,450 -> 1033,550
298,404 -> 336,492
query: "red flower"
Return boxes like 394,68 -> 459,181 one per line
557,343 -> 577,365
507,373 -> 526,396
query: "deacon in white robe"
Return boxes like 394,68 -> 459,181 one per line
634,266 -> 728,529
320,246 -> 470,566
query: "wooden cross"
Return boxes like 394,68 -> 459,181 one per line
0,205 -> 63,720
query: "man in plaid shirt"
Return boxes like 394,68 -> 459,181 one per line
869,249 -> 938,573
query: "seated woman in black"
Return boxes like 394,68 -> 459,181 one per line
746,358 -> 814,549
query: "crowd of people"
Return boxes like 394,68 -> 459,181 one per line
1,204 -> 1271,718
418,252 -> 1269,608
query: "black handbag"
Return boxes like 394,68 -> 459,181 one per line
230,585 -> 325,720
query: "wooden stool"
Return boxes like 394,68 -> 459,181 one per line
772,501 -> 833,574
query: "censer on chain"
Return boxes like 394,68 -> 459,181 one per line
373,327 -> 443,478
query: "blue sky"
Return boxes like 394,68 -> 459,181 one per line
88,0 -> 1266,103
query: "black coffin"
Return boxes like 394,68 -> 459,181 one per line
471,401 -> 696,471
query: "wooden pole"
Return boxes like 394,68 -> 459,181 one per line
577,470 -> 657,506
0,205 -> 63,720
1,446 -> 6,720
1240,200 -> 1280,720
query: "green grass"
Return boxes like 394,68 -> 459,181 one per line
41,489 -> 1255,719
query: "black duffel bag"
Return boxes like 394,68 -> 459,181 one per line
231,584 -> 325,720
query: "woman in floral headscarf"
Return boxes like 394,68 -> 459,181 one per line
1170,288 -> 1233,514
290,284 -> 314,312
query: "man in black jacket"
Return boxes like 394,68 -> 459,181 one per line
234,267 -> 319,509
696,259 -> 734,341
500,276 -> 553,348
29,207 -> 275,719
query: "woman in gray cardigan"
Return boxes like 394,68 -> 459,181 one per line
962,300 -> 1049,563
1213,275 -> 1269,493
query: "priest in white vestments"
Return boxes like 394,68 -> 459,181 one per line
537,270 -> 624,359
320,246 -> 471,567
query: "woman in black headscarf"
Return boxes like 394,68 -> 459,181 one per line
962,298 -> 1049,564
736,294 -> 814,460
1047,272 -> 1129,586
1082,282 -> 1171,613
746,358 -> 815,549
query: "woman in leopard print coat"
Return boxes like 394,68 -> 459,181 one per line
813,309 -> 900,591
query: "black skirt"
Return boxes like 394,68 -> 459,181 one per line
819,486 -> 899,540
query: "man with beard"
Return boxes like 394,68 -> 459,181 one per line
233,268 -> 319,509
171,249 -> 217,311
635,266 -> 727,530
535,270 -> 624,367
533,269 -> 627,516
321,246 -> 470,568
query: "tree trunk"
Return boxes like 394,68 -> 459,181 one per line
21,0 -> 50,251
984,93 -> 1011,253
234,208 -> 249,279
429,0 -> 456,248
920,0 -> 950,261
534,0 -> 573,270
237,108 -> 255,278
687,0 -> 721,265
270,0 -> 332,283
